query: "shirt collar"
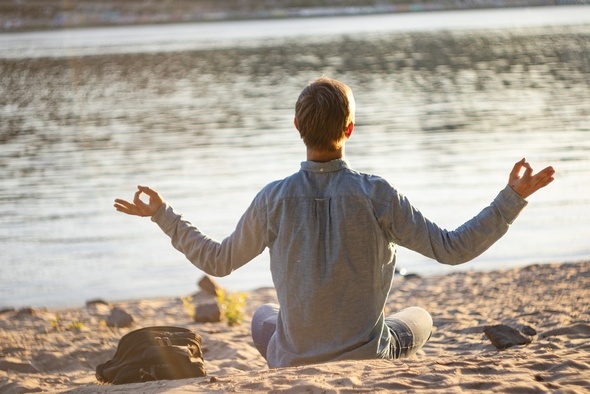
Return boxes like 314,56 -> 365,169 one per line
300,159 -> 350,173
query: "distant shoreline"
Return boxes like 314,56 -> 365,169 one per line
1,0 -> 588,32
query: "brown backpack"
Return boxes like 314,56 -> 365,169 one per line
96,326 -> 206,384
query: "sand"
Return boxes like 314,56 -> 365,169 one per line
1,261 -> 588,393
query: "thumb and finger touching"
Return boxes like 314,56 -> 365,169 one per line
113,185 -> 164,217
509,158 -> 555,199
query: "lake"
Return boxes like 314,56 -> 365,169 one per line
1,5 -> 589,308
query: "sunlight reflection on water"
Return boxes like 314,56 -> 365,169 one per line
1,10 -> 589,307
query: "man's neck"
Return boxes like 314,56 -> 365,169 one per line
306,147 -> 344,163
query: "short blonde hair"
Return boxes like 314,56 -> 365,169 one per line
295,77 -> 353,151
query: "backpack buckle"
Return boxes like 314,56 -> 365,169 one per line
154,336 -> 172,347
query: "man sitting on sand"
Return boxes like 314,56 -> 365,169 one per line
114,77 -> 555,368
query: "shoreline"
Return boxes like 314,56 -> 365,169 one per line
2,258 -> 586,312
1,260 -> 588,393
2,1 -> 589,32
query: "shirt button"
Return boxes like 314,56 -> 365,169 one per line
319,168 -> 324,172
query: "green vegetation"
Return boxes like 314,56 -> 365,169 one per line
181,295 -> 196,319
216,289 -> 247,327
50,314 -> 85,332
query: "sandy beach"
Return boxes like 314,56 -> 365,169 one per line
0,260 -> 588,393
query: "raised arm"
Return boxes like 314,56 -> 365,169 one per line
388,159 -> 554,266
114,185 -> 267,277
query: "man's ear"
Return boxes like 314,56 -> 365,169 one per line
294,118 -> 300,131
344,123 -> 354,139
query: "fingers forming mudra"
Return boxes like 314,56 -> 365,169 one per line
114,185 -> 164,217
509,158 -> 555,199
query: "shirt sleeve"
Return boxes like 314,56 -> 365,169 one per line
387,185 -> 528,265
150,197 -> 267,277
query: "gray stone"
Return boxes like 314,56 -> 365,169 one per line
193,302 -> 221,323
86,299 -> 109,307
198,276 -> 223,297
521,325 -> 537,336
484,324 -> 532,350
105,307 -> 134,328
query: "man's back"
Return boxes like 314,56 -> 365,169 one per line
261,159 -> 397,367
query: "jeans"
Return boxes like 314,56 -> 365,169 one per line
251,303 -> 432,361
384,306 -> 433,358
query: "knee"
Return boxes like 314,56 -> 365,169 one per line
252,303 -> 279,325
386,306 -> 433,343
251,303 -> 279,337
404,306 -> 433,329
251,303 -> 279,360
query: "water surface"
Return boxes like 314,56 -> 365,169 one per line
1,6 -> 589,308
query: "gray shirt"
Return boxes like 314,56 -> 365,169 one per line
152,159 -> 527,367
